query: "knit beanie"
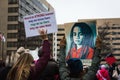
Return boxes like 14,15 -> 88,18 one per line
67,58 -> 83,74
16,47 -> 25,54
100,64 -> 106,69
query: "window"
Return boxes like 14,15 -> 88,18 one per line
98,27 -> 110,29
112,43 -> 120,45
7,42 -> 18,47
111,27 -> 120,29
8,0 -> 18,4
104,38 -> 110,40
57,39 -> 61,41
113,48 -> 120,51
8,24 -> 18,30
7,33 -> 18,38
57,34 -> 65,36
26,2 -> 30,5
58,28 -> 64,31
112,38 -> 120,40
8,16 -> 18,21
8,7 -> 18,13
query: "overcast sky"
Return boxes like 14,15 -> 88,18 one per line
47,0 -> 120,24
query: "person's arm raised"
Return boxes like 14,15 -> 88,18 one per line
33,29 -> 50,79
59,36 -> 71,80
38,29 -> 48,40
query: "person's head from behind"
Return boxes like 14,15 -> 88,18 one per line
70,22 -> 94,47
67,58 -> 83,76
7,53 -> 34,80
100,64 -> 106,70
16,47 -> 25,55
16,53 -> 34,65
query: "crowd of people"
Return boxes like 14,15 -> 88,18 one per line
0,29 -> 119,80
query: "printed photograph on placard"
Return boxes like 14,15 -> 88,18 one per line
65,22 -> 97,60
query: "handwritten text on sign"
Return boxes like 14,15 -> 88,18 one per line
24,11 -> 57,37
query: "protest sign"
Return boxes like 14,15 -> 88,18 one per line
23,11 -> 57,37
65,22 -> 97,66
29,47 -> 39,60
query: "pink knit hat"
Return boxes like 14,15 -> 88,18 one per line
100,64 -> 106,69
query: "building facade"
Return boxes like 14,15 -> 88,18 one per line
0,0 -> 54,60
53,24 -> 65,61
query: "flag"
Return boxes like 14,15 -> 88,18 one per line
2,35 -> 6,42
0,34 -> 6,42
105,53 -> 116,66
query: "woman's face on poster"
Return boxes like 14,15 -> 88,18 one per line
73,26 -> 83,45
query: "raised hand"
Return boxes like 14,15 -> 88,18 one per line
60,36 -> 66,46
95,36 -> 102,48
38,29 -> 48,40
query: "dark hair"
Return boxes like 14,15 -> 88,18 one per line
70,22 -> 94,48
67,58 -> 83,75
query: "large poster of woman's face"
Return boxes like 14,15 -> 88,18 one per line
65,22 -> 97,62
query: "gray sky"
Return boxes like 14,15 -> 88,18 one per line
47,0 -> 120,24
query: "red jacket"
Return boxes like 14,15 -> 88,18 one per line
96,68 -> 110,80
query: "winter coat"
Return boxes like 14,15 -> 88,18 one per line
39,59 -> 59,80
0,66 -> 11,80
59,45 -> 102,80
96,68 -> 110,80
28,40 -> 50,80
59,45 -> 82,80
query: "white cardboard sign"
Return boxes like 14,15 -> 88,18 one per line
29,47 -> 39,60
23,11 -> 57,38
